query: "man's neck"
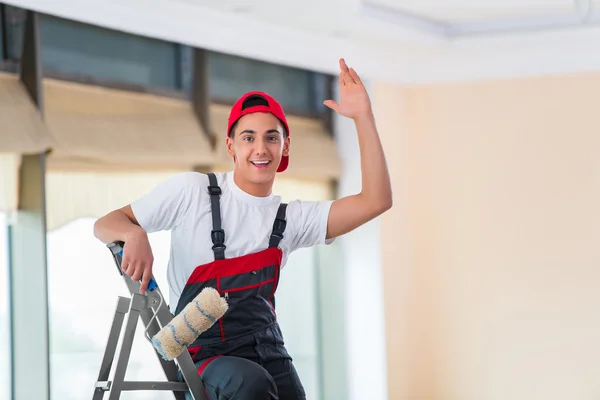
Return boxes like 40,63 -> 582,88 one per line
232,170 -> 274,198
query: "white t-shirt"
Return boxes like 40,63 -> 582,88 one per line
130,171 -> 334,312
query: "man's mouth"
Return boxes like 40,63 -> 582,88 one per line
250,160 -> 271,169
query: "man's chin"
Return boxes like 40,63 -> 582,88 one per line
239,168 -> 275,184
250,173 -> 276,184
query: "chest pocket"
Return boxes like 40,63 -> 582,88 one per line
220,264 -> 278,299
218,261 -> 279,340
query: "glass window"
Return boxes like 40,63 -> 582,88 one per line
178,45 -> 194,94
0,212 -> 11,400
275,246 -> 322,400
3,5 -> 25,61
39,15 -> 180,91
0,8 -> 4,61
47,218 -> 173,400
208,51 -> 327,116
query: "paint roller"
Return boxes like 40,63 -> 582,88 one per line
151,287 -> 229,361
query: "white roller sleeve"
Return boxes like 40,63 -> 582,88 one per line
152,287 -> 228,361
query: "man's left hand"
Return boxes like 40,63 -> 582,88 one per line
323,58 -> 372,121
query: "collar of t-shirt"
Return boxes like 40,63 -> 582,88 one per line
225,171 -> 281,208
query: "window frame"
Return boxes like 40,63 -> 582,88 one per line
207,50 -> 332,120
0,4 -> 19,73
0,6 -> 334,127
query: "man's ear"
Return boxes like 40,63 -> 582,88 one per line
226,136 -> 236,158
282,136 -> 290,157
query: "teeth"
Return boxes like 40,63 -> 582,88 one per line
252,161 -> 269,165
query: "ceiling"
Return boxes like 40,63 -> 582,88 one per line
6,0 -> 600,84
366,0 -> 590,22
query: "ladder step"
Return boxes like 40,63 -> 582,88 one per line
123,381 -> 190,391
95,380 -> 190,392
94,381 -> 111,391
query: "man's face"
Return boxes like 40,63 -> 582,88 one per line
226,112 -> 290,185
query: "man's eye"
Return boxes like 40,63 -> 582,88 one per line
243,136 -> 253,142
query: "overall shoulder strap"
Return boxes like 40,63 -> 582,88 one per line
207,173 -> 226,260
269,203 -> 288,249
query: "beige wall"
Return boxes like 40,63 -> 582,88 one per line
374,73 -> 600,400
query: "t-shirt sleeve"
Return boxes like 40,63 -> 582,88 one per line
287,199 -> 335,252
130,172 -> 204,233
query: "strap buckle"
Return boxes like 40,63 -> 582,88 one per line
212,243 -> 226,253
211,229 -> 225,246
208,185 -> 222,196
272,218 -> 286,236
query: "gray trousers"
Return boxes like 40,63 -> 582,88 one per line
181,325 -> 306,400
185,355 -> 306,400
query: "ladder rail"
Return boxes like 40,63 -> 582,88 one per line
93,241 -> 207,400
92,296 -> 130,400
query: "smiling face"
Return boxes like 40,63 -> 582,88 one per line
226,112 -> 290,195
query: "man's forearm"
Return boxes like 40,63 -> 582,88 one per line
355,112 -> 393,211
93,210 -> 146,245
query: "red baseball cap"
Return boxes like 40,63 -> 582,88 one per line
227,91 -> 290,173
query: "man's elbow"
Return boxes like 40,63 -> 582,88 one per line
92,210 -> 122,243
93,215 -> 107,241
376,195 -> 393,215
382,196 -> 393,213
361,196 -> 392,222
374,189 -> 393,215
359,192 -> 393,219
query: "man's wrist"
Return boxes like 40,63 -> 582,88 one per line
353,110 -> 375,124
353,111 -> 376,131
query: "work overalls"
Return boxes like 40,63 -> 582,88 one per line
176,173 -> 306,400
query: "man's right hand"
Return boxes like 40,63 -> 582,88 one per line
121,227 -> 155,294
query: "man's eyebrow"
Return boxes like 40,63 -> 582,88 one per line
239,129 -> 282,135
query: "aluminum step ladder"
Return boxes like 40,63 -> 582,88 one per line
92,241 -> 207,400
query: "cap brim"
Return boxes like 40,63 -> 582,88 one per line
277,155 -> 289,173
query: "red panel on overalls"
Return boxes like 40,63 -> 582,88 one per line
175,173 -> 288,363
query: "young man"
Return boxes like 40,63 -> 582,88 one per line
93,58 -> 392,400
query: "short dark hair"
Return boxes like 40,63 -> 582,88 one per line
228,95 -> 288,138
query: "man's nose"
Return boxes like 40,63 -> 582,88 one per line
254,139 -> 267,154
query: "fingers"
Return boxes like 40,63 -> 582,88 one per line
131,262 -> 144,281
121,237 -> 154,294
339,58 -> 360,86
349,67 -> 362,85
122,258 -> 134,276
323,100 -> 340,113
123,260 -> 141,280
339,58 -> 350,74
339,58 -> 349,86
122,255 -> 154,294
140,266 -> 152,294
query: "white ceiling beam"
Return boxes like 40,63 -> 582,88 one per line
4,0 -> 600,85
359,0 -> 600,38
